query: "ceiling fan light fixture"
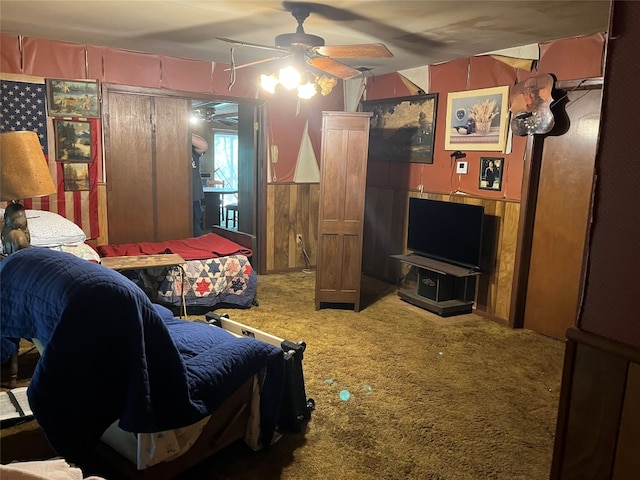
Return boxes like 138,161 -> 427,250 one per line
297,81 -> 317,99
260,73 -> 279,94
317,75 -> 337,96
279,66 -> 302,90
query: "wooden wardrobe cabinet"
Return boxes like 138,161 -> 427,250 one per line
315,112 -> 371,312
104,90 -> 191,244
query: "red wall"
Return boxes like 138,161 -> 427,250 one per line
1,32 -> 605,217
0,34 -> 344,188
363,33 -> 606,201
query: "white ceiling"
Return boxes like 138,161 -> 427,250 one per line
1,1 -> 611,77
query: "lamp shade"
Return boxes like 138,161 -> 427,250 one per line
0,131 -> 56,201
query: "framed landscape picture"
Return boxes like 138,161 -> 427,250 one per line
361,93 -> 438,163
46,79 -> 100,118
445,86 -> 510,152
62,163 -> 90,191
54,119 -> 93,162
479,157 -> 504,191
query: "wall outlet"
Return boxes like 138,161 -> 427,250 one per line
456,161 -> 468,174
296,234 -> 303,246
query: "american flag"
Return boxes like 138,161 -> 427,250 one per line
0,79 -> 99,239
0,80 -> 48,150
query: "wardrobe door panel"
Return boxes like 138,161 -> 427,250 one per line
106,93 -> 155,244
154,97 -> 190,241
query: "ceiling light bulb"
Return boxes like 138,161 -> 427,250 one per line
261,74 -> 279,94
297,81 -> 317,99
279,66 -> 301,90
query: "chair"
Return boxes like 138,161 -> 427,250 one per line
206,179 -> 226,224
225,203 -> 238,228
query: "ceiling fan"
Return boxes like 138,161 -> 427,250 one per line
215,3 -> 393,81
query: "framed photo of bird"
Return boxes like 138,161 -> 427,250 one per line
445,86 -> 510,152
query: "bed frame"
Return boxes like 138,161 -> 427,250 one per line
93,316 -> 312,480
94,376 -> 253,480
210,226 -> 257,264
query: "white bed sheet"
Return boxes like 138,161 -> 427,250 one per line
100,375 -> 263,470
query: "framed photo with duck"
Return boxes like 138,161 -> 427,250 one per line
445,86 -> 510,152
479,157 -> 503,191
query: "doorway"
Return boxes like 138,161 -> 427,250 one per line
191,100 -> 240,230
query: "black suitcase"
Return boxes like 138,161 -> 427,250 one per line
205,312 -> 315,433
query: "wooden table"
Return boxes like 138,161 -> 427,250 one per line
100,253 -> 185,271
101,254 -> 187,316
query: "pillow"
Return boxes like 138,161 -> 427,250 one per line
0,209 -> 86,247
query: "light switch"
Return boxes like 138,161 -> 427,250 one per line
456,161 -> 468,174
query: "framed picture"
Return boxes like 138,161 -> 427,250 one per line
46,79 -> 100,118
54,120 -> 93,162
479,157 -> 503,191
62,163 -> 90,191
361,94 -> 438,163
445,86 -> 510,152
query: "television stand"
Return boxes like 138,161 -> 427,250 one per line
391,254 -> 480,317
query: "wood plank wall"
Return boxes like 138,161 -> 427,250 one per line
266,183 -> 320,273
265,183 -> 520,323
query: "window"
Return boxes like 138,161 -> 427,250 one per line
213,131 -> 238,206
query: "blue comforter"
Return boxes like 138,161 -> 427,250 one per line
0,248 -> 284,463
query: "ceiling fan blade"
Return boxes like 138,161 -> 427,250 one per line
224,55 -> 290,72
313,43 -> 393,58
214,37 -> 290,54
308,57 -> 362,80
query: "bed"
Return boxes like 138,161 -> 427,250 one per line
96,226 -> 258,312
0,247 -> 289,479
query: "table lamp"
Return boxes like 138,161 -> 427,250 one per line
1,131 -> 57,253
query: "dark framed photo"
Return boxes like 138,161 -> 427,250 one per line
361,93 -> 438,163
46,79 -> 100,118
62,163 -> 90,191
479,157 -> 503,191
54,119 -> 93,162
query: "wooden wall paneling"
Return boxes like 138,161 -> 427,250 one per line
387,188 -> 409,281
272,184 -> 290,272
494,201 -> 519,320
265,183 -> 319,273
97,183 -> 108,245
266,184 -> 275,272
559,343 -> 627,479
287,184 -> 299,270
294,184 -> 310,269
308,184 -> 319,266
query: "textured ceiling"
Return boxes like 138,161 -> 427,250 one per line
1,1 -> 611,76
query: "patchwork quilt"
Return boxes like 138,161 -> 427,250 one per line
121,254 -> 257,309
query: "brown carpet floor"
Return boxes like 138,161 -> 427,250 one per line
1,271 -> 565,480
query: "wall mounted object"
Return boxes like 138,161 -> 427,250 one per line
445,86 -> 510,152
361,94 -> 438,164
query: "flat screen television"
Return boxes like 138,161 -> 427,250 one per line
407,198 -> 484,271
